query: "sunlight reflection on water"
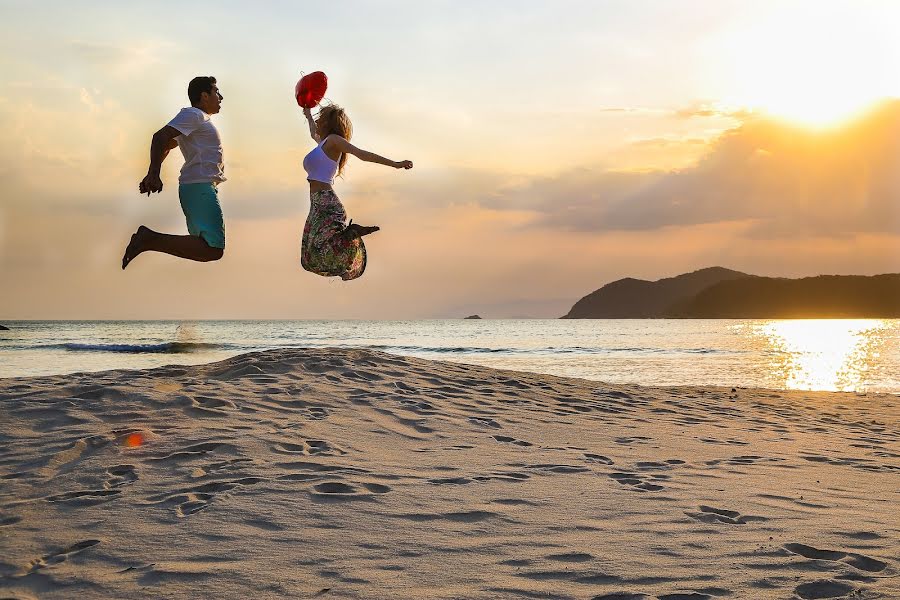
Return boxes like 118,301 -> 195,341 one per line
748,319 -> 890,392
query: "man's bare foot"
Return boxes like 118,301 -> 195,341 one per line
343,223 -> 380,241
122,225 -> 151,269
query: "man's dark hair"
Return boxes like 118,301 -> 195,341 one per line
188,76 -> 217,105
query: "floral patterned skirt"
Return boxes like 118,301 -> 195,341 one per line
301,189 -> 366,281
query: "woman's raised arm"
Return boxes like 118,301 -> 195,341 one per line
302,107 -> 320,143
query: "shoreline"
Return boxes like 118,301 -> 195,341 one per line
0,346 -> 896,398
1,348 -> 897,599
3,319 -> 898,393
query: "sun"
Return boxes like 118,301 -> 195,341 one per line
714,2 -> 900,128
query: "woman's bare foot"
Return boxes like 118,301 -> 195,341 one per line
343,223 -> 380,241
121,225 -> 151,269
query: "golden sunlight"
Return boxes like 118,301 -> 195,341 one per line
717,3 -> 900,127
755,319 -> 888,392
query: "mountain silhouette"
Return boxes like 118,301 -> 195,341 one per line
667,274 -> 900,318
562,268 -> 900,318
562,267 -> 749,318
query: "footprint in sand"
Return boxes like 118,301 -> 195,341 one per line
190,458 -> 253,479
149,442 -> 227,462
301,406 -> 330,421
310,481 -> 391,501
393,509 -> 499,524
800,454 -> 890,473
46,489 -> 122,506
607,471 -> 665,492
23,539 -> 101,575
523,463 -> 591,475
546,552 -> 594,563
784,543 -> 888,573
314,482 -> 357,494
398,398 -> 438,414
684,505 -> 767,525
613,436 -> 653,446
146,477 -> 266,517
193,395 -> 236,411
833,530 -> 883,541
170,493 -> 214,516
43,434 -> 114,477
273,440 -> 346,456
492,435 -> 533,447
104,464 -> 138,489
469,416 -> 502,429
793,580 -> 856,599
496,378 -> 530,390
635,459 -> 685,470
705,455 -> 784,467
491,498 -> 540,507
583,453 -> 615,465
698,437 -> 750,446
340,369 -> 383,382
473,470 -> 531,483
393,381 -> 416,394
178,394 -> 237,417
428,477 -> 473,485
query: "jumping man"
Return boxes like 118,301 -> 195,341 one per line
122,76 -> 227,269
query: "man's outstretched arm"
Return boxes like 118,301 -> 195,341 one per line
139,126 -> 180,195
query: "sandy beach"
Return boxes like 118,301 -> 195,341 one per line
0,348 -> 897,599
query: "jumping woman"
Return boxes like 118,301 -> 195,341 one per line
300,104 -> 412,280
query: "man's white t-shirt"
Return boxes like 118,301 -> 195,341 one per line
167,107 -> 226,185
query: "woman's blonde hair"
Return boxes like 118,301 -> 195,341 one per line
317,104 -> 353,177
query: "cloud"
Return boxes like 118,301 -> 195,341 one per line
405,100 -> 900,238
595,106 -> 667,115
674,100 -> 755,121
68,40 -> 175,77
0,79 -> 148,213
627,137 -> 709,149
612,102 -> 900,236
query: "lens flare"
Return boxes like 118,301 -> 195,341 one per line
124,433 -> 144,448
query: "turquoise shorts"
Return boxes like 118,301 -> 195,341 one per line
179,183 -> 225,249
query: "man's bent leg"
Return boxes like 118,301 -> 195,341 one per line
122,226 -> 223,269
141,229 -> 223,261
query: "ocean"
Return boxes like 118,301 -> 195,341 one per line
0,319 -> 897,393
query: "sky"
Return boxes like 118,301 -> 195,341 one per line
1,0 -> 899,318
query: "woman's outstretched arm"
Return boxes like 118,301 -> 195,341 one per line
302,107 -> 320,143
327,136 -> 412,169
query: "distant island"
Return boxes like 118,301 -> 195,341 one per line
562,267 -> 900,318
464,315 -> 482,320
